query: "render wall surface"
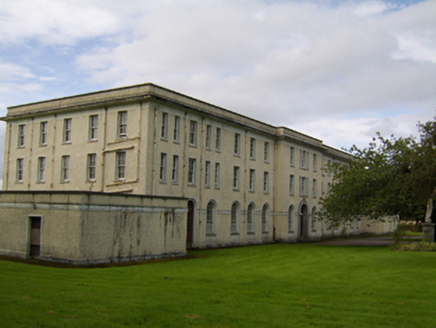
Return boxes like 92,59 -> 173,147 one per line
2,83 -> 353,249
0,192 -> 187,265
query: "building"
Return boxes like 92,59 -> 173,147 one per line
0,83 -> 395,264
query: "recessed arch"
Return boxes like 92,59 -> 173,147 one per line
206,199 -> 218,235
186,199 -> 197,247
261,203 -> 270,233
247,202 -> 256,234
230,201 -> 240,234
288,204 -> 294,233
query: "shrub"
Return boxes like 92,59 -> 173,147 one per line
391,241 -> 436,251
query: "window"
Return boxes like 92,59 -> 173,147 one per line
205,161 -> 211,187
290,146 -> 295,166
173,116 -> 180,142
39,122 -> 48,145
63,118 -> 72,143
117,111 -> 128,139
263,171 -> 269,193
247,203 -> 255,234
214,163 -> 220,188
187,158 -> 197,185
215,127 -> 221,151
89,115 -> 98,141
189,120 -> 197,146
205,125 -> 212,149
299,176 -> 309,197
233,166 -> 240,190
289,174 -> 295,195
16,158 -> 24,182
313,154 -> 317,172
116,152 -> 126,180
300,150 -> 309,169
234,133 -> 241,155
61,155 -> 70,182
311,207 -> 317,231
327,182 -> 331,194
312,179 -> 317,198
159,153 -> 167,182
37,157 -> 46,182
288,205 -> 294,233
327,160 -> 332,176
87,153 -> 97,180
18,124 -> 25,147
264,142 -> 270,162
262,204 -> 269,233
161,112 -> 168,140
206,201 -> 216,235
250,138 -> 256,159
231,202 -> 239,234
172,155 -> 179,184
249,169 -> 255,192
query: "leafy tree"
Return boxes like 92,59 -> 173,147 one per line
318,120 -> 436,228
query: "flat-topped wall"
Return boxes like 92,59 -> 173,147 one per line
0,191 -> 188,265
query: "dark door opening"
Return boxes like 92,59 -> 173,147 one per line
29,216 -> 41,258
299,204 -> 307,239
186,200 -> 195,248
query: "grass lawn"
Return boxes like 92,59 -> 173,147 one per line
0,243 -> 435,327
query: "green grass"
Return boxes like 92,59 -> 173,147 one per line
1,244 -> 435,327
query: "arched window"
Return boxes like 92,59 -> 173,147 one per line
231,202 -> 239,234
247,203 -> 255,234
288,205 -> 294,233
262,204 -> 269,233
311,206 -> 317,231
206,201 -> 216,234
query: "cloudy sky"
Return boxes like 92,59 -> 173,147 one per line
1,0 -> 435,162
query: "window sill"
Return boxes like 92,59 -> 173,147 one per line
39,144 -> 48,147
159,180 -> 167,184
206,233 -> 216,237
188,144 -> 197,148
262,231 -> 269,234
87,139 -> 98,143
231,232 -> 240,236
233,154 -> 241,157
247,232 -> 255,235
36,181 -> 46,184
249,190 -> 255,193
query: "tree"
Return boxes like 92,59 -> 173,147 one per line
318,120 -> 436,228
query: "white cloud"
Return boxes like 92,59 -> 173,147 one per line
0,0 -> 120,45
0,0 -> 435,154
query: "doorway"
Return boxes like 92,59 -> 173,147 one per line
186,200 -> 195,248
299,204 -> 307,239
29,216 -> 42,258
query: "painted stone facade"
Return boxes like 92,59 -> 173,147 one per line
0,83 -> 396,264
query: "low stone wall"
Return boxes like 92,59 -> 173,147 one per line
0,191 -> 187,265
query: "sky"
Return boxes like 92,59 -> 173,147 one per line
0,0 -> 435,172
